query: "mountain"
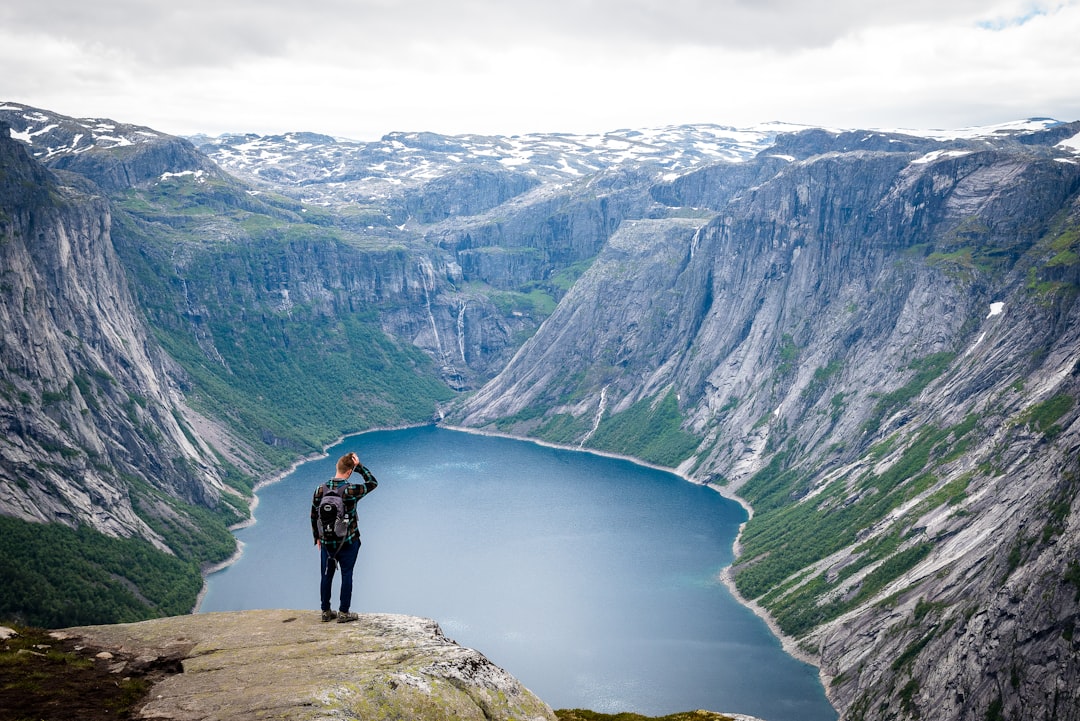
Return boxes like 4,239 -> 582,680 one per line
450,122 -> 1080,720
3,99 -> 1080,721
0,119 -> 254,625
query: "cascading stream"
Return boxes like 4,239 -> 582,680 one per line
579,384 -> 609,447
417,257 -> 447,363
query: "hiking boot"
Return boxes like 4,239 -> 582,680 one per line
321,610 -> 338,622
337,611 -> 359,623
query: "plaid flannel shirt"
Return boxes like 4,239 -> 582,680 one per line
311,464 -> 378,551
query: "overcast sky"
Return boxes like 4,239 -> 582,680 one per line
2,0 -> 1078,140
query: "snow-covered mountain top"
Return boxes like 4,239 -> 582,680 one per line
0,101 -> 166,159
189,123 -> 794,187
4,101 -> 1077,205
881,117 -> 1063,140
176,123 -> 820,205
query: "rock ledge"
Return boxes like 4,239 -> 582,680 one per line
51,609 -> 556,721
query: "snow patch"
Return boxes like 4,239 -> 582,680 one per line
987,302 -> 1005,318
911,149 -> 972,165
1057,131 -> 1080,154
94,134 -> 133,147
887,118 -> 1061,141
966,332 -> 987,356
160,169 -> 207,182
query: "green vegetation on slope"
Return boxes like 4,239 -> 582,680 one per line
862,352 -> 956,435
734,400 -> 985,636
0,516 -> 205,628
110,179 -> 455,466
1017,393 -> 1075,439
586,391 -> 700,468
1026,218 -> 1080,300
153,308 -> 454,464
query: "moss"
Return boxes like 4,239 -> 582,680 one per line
891,628 -> 937,673
1045,225 -> 1080,267
985,695 -> 1004,721
1064,561 -> 1080,602
775,333 -> 800,377
898,677 -> 921,719
802,360 -> 844,403
0,624 -> 161,720
914,472 -> 972,516
489,285 -> 558,317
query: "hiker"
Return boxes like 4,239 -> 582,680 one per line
311,451 -> 379,623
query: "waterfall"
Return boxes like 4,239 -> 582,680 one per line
417,258 -> 446,361
579,385 -> 609,447
173,249 -> 228,369
689,225 -> 701,260
457,302 -> 468,363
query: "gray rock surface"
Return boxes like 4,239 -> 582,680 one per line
52,609 -> 556,721
0,124 -> 240,547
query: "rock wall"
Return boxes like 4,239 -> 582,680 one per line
0,125 -> 241,548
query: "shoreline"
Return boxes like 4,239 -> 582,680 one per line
191,421 -> 822,674
191,425 -> 417,612
439,423 -> 821,669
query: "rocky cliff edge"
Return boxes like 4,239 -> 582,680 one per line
48,609 -> 556,721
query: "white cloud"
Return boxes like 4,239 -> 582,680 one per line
1,0 -> 1077,139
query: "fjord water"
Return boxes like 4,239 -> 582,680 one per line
200,426 -> 835,720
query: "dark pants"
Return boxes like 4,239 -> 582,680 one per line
320,539 -> 361,613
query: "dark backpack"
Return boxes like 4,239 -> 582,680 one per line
317,483 -> 350,542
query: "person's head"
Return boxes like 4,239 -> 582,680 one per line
336,452 -> 360,475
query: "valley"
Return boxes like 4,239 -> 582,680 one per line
2,101 -> 1080,720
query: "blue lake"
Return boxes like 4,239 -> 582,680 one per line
199,425 -> 836,721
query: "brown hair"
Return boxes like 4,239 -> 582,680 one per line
336,453 -> 358,475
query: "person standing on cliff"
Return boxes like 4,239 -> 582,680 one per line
311,451 -> 378,623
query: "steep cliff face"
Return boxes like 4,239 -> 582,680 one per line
0,125 -> 242,549
451,125 -> 1080,720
